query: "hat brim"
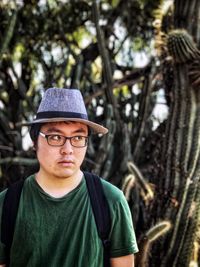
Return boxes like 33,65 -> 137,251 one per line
21,117 -> 108,135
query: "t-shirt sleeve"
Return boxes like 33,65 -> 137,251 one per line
0,190 -> 7,264
106,186 -> 139,257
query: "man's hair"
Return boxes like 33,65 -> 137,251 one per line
29,123 -> 43,143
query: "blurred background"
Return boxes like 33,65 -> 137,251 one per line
0,0 -> 200,266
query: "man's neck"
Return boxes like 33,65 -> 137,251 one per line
35,170 -> 83,198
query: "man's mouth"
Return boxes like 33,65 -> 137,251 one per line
58,159 -> 74,165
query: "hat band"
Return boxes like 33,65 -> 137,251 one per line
36,111 -> 88,120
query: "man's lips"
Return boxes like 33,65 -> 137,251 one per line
57,159 -> 74,165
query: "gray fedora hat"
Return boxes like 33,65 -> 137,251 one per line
25,88 -> 108,135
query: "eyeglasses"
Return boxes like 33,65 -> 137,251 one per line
39,132 -> 88,147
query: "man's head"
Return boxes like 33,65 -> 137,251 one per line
27,88 -> 108,180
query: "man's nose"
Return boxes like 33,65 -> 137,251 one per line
60,139 -> 73,154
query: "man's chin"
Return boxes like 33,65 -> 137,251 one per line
54,169 -> 78,179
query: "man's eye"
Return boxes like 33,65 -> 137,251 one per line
50,135 -> 62,141
73,136 -> 84,141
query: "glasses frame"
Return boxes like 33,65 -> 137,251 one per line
39,132 -> 88,148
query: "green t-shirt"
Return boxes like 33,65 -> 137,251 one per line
0,175 -> 138,267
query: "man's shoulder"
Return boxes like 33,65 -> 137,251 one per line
100,178 -> 125,203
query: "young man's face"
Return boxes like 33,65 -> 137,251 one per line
36,121 -> 88,180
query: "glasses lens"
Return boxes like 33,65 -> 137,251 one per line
47,135 -> 65,146
71,136 -> 87,147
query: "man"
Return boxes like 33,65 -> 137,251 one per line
0,88 -> 138,267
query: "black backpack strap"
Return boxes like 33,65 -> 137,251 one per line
84,171 -> 111,267
1,180 -> 24,266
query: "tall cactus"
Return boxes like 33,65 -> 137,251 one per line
152,19 -> 200,267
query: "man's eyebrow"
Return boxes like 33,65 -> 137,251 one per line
72,128 -> 88,134
45,127 -> 63,134
45,127 -> 88,134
